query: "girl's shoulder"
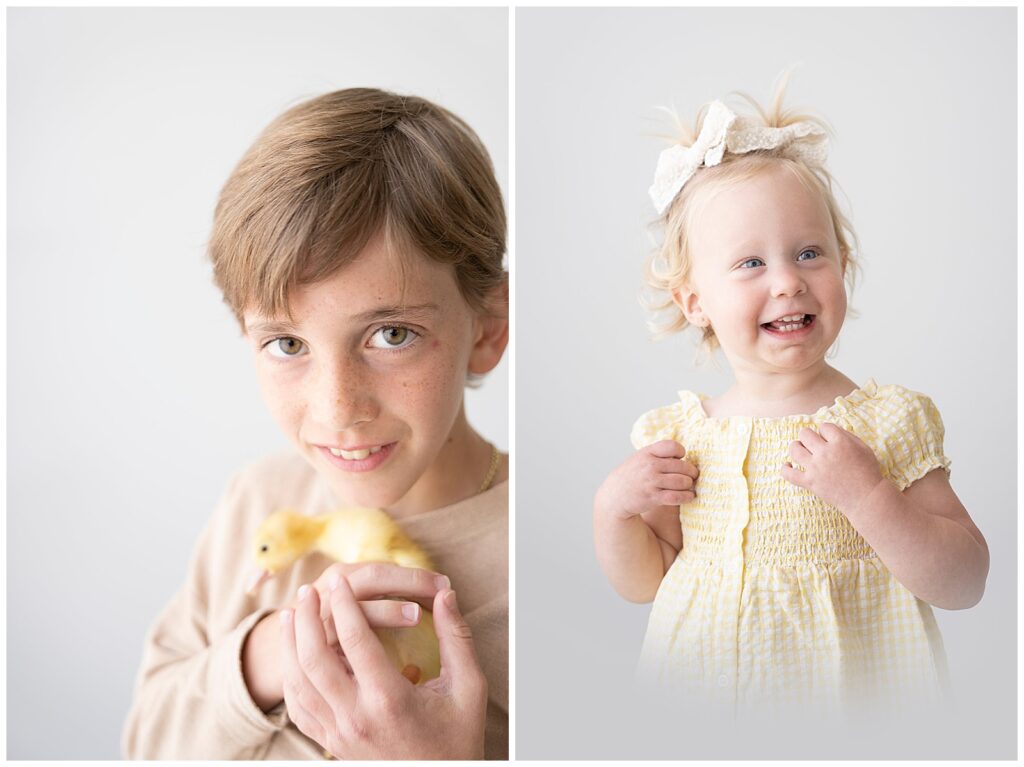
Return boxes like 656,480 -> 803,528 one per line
630,391 -> 706,449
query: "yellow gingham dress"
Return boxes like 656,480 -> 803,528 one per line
631,379 -> 951,717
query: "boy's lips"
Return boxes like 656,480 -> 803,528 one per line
318,442 -> 397,472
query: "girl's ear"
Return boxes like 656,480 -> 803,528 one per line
671,283 -> 708,328
468,278 -> 509,375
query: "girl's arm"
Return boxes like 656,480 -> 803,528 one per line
782,422 -> 989,610
593,440 -> 696,603
846,468 -> 989,610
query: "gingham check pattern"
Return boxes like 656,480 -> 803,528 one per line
631,380 -> 952,717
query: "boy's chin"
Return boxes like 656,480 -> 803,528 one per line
325,477 -> 411,510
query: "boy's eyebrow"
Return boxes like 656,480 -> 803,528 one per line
353,303 -> 441,322
246,303 -> 440,334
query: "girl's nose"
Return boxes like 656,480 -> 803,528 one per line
308,354 -> 379,432
769,261 -> 807,298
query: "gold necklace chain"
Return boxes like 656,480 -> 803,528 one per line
479,442 -> 501,493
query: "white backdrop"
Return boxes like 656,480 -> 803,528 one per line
516,6 -> 1015,760
7,7 -> 508,758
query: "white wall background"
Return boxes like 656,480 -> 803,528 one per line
7,7 -> 507,759
516,6 -> 1015,760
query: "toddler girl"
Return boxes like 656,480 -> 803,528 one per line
593,75 -> 989,720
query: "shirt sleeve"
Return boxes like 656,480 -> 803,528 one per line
120,472 -> 290,759
630,401 -> 687,450
873,387 -> 953,491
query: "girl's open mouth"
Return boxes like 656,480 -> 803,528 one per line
760,314 -> 816,339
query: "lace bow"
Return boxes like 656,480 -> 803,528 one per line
648,100 -> 829,215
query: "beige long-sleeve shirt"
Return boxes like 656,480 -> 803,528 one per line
121,449 -> 509,759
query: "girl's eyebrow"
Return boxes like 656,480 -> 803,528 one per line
246,303 -> 440,335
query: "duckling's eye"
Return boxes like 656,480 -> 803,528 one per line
263,337 -> 306,359
260,544 -> 269,553
368,325 -> 419,350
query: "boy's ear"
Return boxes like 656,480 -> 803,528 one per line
468,279 -> 509,375
671,283 -> 709,328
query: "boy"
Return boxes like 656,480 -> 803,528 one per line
122,88 -> 509,759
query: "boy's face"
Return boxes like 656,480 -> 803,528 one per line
677,165 -> 847,378
244,234 -> 483,511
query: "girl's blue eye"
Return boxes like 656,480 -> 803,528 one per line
264,337 -> 305,359
740,258 -> 764,269
368,325 -> 419,350
798,249 -> 819,261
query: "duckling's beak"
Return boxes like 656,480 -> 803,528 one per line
246,567 -> 272,595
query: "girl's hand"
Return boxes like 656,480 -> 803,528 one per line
595,440 -> 699,521
781,422 -> 886,516
281,576 -> 487,760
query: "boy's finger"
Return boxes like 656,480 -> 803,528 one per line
279,607 -> 332,736
647,440 -> 686,459
431,589 -> 487,705
344,564 -> 450,609
293,585 -> 355,707
329,576 -> 403,695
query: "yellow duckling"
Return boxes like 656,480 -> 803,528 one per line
246,506 -> 440,684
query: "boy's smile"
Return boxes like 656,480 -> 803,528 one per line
243,233 -> 501,516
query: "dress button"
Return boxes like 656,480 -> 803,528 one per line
717,673 -> 729,688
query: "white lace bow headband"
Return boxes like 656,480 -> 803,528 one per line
649,100 -> 829,215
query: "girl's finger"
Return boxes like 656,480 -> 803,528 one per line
646,440 -> 687,459
797,427 -> 825,451
294,585 -> 356,708
279,608 -> 331,744
329,575 -> 404,696
655,457 -> 699,478
655,473 -> 693,492
657,490 -> 695,506
789,440 -> 813,463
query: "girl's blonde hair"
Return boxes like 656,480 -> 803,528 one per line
207,88 -> 507,333
643,72 -> 861,364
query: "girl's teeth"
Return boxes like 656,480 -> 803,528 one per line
328,446 -> 383,460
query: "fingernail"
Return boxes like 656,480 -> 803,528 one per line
298,584 -> 310,601
280,609 -> 292,625
444,589 -> 458,611
402,603 -> 420,622
329,573 -> 340,592
435,574 -> 451,591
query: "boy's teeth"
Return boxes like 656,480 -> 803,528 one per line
329,446 -> 383,460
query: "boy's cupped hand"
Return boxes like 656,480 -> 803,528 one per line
781,422 -> 886,516
280,575 -> 487,759
596,439 -> 699,520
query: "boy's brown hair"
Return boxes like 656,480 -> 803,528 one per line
207,88 -> 507,333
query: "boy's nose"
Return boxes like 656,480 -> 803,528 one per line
308,356 -> 379,431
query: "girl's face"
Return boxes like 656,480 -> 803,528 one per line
244,234 -> 501,513
677,165 -> 847,378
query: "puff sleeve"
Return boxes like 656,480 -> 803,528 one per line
869,386 -> 953,491
630,400 -> 691,450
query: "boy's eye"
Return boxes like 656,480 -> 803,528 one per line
368,326 -> 419,350
264,337 -> 306,358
